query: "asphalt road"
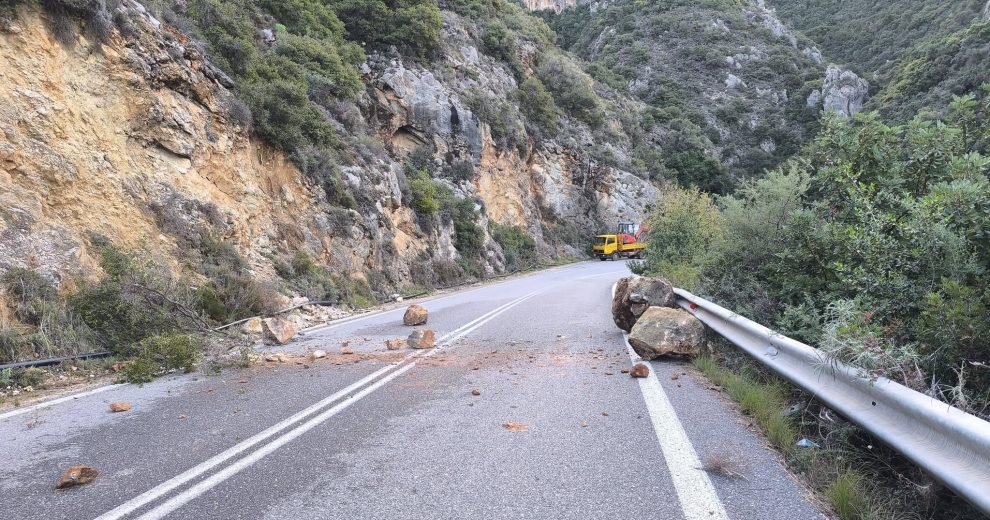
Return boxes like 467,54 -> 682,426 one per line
0,260 -> 827,520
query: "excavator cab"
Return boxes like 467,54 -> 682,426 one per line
617,221 -> 638,236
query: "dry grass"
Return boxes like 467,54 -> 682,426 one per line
699,451 -> 748,480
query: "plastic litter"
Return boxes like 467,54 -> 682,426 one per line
796,438 -> 820,448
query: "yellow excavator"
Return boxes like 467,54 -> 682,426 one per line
593,221 -> 648,261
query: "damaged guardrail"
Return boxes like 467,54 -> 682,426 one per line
674,288 -> 990,514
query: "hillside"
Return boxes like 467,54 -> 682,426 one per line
0,0 -> 662,362
769,0 -> 990,120
539,0 -> 831,191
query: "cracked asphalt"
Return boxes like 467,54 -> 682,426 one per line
0,260 -> 826,519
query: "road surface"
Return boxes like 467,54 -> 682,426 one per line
0,261 -> 826,519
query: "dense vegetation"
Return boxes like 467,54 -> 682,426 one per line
541,0 -> 823,191
770,0 -> 990,121
638,89 -> 990,419
637,88 -> 990,520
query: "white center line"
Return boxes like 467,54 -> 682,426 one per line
94,290 -> 541,520
132,290 -> 541,520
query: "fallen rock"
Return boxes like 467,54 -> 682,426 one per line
262,317 -> 297,345
471,389 -> 481,396
310,350 -> 327,360
340,346 -> 354,355
612,276 -> 676,332
263,352 -> 287,363
385,339 -> 406,350
109,402 -> 131,413
630,363 -> 650,378
407,328 -> 436,349
242,317 -> 264,335
628,307 -> 705,359
503,421 -> 529,432
54,466 -> 99,489
403,304 -> 429,326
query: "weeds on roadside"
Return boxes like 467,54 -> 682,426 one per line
695,350 -> 981,520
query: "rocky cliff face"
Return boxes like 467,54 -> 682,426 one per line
806,65 -> 869,117
0,3 -> 656,290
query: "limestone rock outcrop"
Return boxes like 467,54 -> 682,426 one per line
807,66 -> 869,118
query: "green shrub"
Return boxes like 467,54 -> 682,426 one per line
240,56 -> 336,152
124,333 -> 201,384
14,366 -> 45,388
408,169 -> 440,217
517,77 -> 558,136
639,185 -> 725,289
465,89 -> 528,154
449,198 -> 484,259
482,21 -> 523,76
329,0 -> 441,59
445,159 -> 475,181
491,223 -> 536,269
536,54 -> 603,127
275,251 -> 340,302
644,91 -> 990,417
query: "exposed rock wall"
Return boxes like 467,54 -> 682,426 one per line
0,4 -> 656,289
0,8 -> 341,282
806,65 -> 870,117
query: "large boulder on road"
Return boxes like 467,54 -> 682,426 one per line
263,317 -> 297,345
628,307 -> 705,359
408,328 -> 436,349
612,276 -> 676,332
403,304 -> 429,326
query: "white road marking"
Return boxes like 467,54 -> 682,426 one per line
95,290 -> 542,520
613,280 -> 728,520
625,341 -> 729,520
91,363 -> 401,520
301,272 -> 545,335
0,383 -> 126,421
135,362 -> 419,520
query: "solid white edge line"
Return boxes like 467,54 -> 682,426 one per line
612,281 -> 728,520
0,383 -> 126,422
625,338 -> 729,520
133,290 -> 543,520
95,289 -> 542,520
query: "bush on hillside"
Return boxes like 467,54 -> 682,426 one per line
517,77 -> 558,137
491,223 -> 536,270
639,92 -> 990,418
536,54 -> 603,127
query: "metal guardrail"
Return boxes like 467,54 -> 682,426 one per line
674,288 -> 990,514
